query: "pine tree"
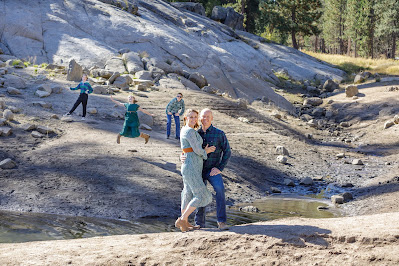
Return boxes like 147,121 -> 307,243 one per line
345,0 -> 375,57
321,0 -> 346,54
259,0 -> 322,49
375,0 -> 399,58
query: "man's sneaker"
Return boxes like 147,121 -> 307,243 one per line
166,136 -> 170,139
217,222 -> 229,231
81,117 -> 85,121
63,113 -> 71,117
175,136 -> 180,140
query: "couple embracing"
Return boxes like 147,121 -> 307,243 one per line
175,108 -> 231,232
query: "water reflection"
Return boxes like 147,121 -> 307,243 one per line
0,195 -> 337,243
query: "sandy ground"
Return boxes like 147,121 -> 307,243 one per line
0,212 -> 398,265
0,66 -> 399,264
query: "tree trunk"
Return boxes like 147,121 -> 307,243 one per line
347,38 -> 351,56
339,16 -> 343,54
354,40 -> 357,58
291,30 -> 298,49
392,34 -> 396,59
321,38 -> 326,53
291,6 -> 298,49
241,0 -> 245,14
314,35 -> 318,52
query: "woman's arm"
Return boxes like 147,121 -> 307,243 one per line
110,95 -> 125,107
138,107 -> 154,116
186,129 -> 207,160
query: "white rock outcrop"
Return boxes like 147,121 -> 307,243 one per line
0,0 -> 345,113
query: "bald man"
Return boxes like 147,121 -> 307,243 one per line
195,109 -> 231,230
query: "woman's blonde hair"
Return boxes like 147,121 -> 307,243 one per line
183,109 -> 200,129
128,94 -> 137,103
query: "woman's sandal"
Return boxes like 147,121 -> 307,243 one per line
175,217 -> 189,233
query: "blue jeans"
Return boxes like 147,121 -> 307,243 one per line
194,170 -> 226,227
166,113 -> 180,138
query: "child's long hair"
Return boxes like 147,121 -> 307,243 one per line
183,109 -> 200,129
128,94 -> 138,103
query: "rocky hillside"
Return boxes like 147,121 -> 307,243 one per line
0,0 -> 344,111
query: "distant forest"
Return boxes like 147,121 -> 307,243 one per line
176,0 -> 399,59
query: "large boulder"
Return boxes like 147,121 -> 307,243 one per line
93,85 -> 110,95
7,87 -> 21,95
32,101 -> 52,109
0,158 -> 16,169
35,90 -> 51,98
345,85 -> 359,97
354,73 -> 366,84
122,52 -> 144,74
105,57 -> 126,73
170,2 -> 206,16
224,7 -> 245,31
211,6 -> 227,21
322,79 -> 339,92
0,126 -> 12,136
138,111 -> 153,126
134,70 -> 152,81
67,59 -> 83,81
211,6 -> 244,30
113,75 -> 133,90
3,74 -> 26,89
303,97 -> 323,106
189,72 -> 207,88
91,69 -> 114,79
36,84 -> 53,94
36,125 -> 55,134
3,109 -> 14,120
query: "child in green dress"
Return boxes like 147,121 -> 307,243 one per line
110,95 -> 154,144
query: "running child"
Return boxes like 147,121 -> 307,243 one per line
110,95 -> 153,144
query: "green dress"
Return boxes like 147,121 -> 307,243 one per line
120,103 -> 140,138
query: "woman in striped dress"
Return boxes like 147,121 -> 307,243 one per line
175,109 -> 215,232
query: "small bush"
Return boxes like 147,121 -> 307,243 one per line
40,63 -> 49,68
24,62 -> 31,67
12,60 -> 22,66
274,71 -> 290,81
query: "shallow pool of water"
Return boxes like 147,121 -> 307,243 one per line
0,195 -> 337,243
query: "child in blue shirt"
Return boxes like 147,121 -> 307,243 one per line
64,73 -> 93,120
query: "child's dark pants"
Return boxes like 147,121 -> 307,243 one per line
69,93 -> 88,117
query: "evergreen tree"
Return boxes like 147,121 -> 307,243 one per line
345,0 -> 375,57
244,0 -> 261,33
259,0 -> 322,49
375,0 -> 399,58
321,0 -> 346,54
